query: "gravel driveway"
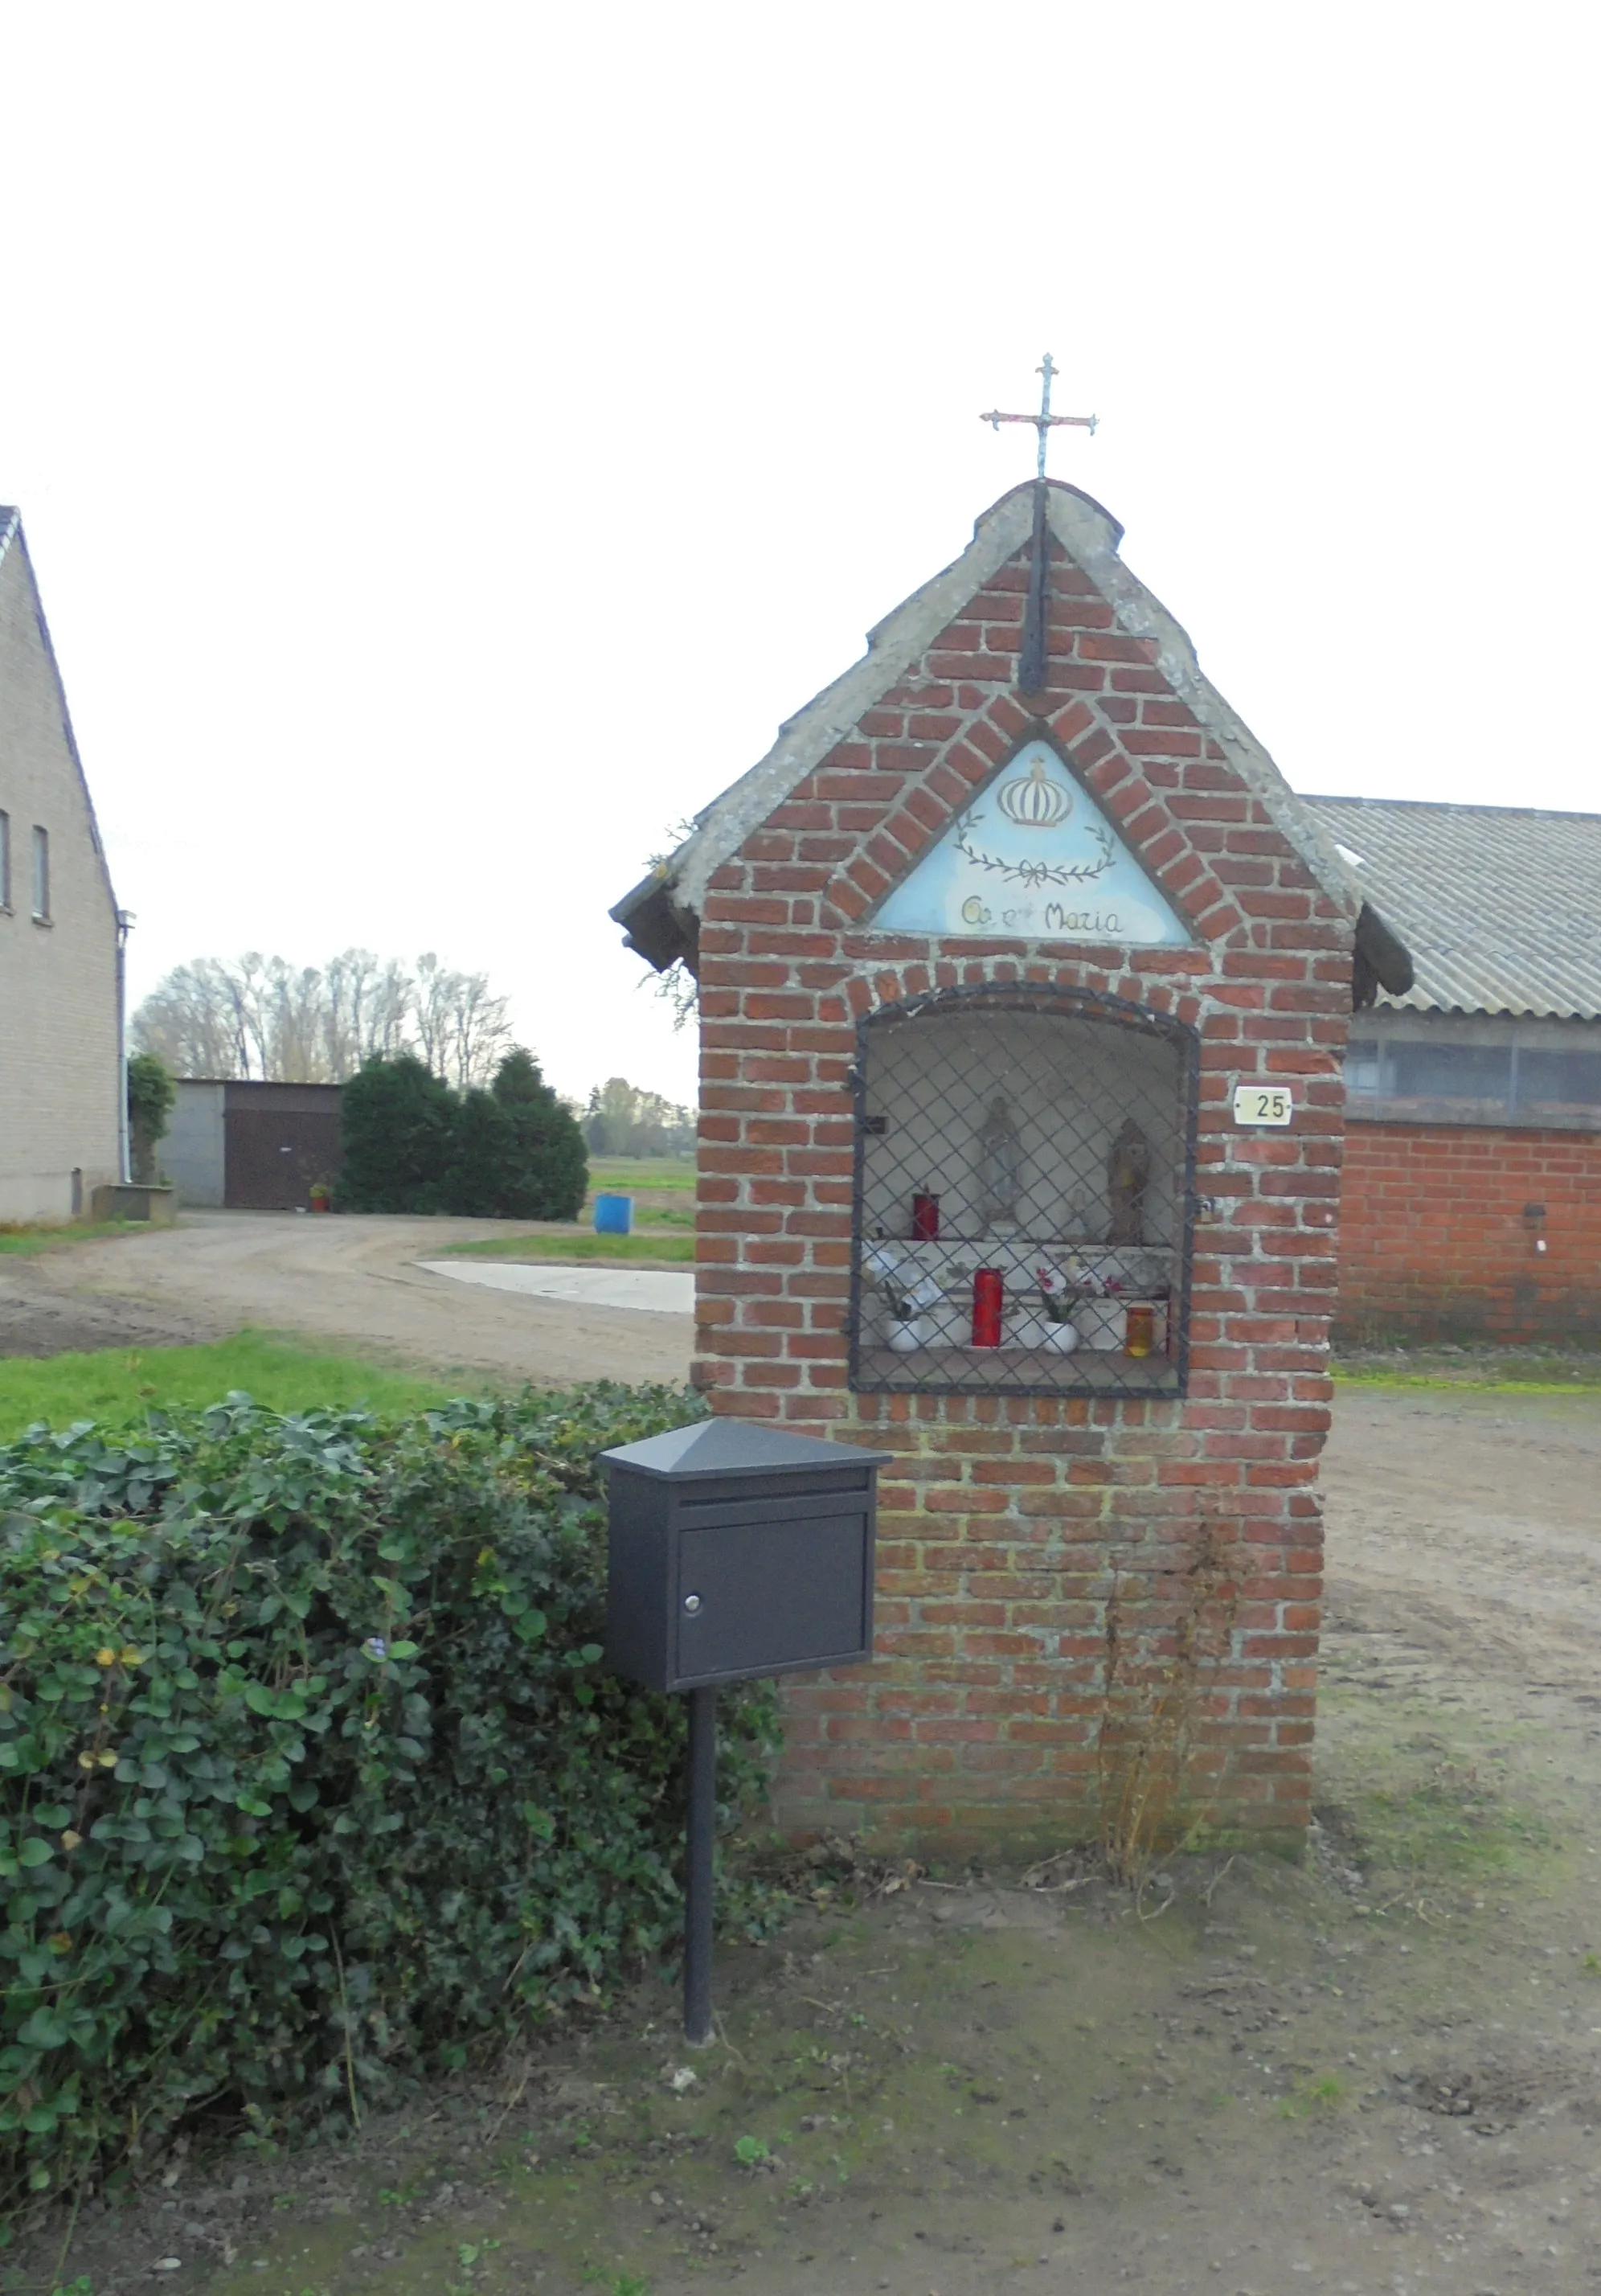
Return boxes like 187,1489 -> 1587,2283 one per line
0,1211 -> 694,1385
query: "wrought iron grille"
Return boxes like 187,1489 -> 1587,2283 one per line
846,983 -> 1198,1398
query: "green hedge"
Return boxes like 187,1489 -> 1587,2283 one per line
0,1384 -> 778,2223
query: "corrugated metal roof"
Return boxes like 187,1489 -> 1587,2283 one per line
1303,796 -> 1601,1019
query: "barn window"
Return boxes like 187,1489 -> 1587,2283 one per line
848,983 -> 1198,1398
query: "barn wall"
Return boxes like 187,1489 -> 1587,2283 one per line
1337,1121 -> 1601,1343
165,1081 -> 227,1207
693,502 -> 1357,1856
222,1083 -> 342,1210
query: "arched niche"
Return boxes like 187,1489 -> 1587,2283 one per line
848,984 -> 1198,1396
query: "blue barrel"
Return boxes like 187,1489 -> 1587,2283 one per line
593,1192 -> 633,1236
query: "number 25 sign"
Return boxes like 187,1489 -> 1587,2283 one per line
1232,1084 -> 1294,1127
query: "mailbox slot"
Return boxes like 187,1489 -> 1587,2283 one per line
673,1487 -> 866,1530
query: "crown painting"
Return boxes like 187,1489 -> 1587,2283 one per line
869,736 -> 1191,944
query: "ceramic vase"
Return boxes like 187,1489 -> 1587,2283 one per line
1041,1319 -> 1080,1352
887,1317 -> 930,1353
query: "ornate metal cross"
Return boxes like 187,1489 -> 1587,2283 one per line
981,354 -> 1098,692
981,352 -> 1097,480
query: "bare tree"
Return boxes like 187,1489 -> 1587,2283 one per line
129,961 -> 233,1080
321,949 -> 416,1078
411,952 -> 450,1081
444,966 -> 512,1089
131,949 -> 514,1085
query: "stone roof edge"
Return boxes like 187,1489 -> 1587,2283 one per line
1042,489 -> 1359,921
657,484 -> 1360,929
667,489 -> 1040,916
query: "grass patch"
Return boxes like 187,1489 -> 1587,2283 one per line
1333,1340 -> 1601,1392
1333,1365 -> 1601,1394
0,1219 -> 144,1257
588,1157 -> 695,1192
1280,2073 -> 1349,2118
0,1331 -> 466,1437
441,1232 -> 695,1265
1342,1750 -> 1554,1883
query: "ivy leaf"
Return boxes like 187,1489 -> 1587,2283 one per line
17,2007 -> 71,2051
18,1838 -> 55,1869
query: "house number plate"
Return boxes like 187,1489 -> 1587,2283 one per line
1233,1084 -> 1295,1127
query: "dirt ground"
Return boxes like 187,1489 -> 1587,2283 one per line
11,1380 -> 1601,2296
0,1212 -> 693,1386
6,1225 -> 1601,2293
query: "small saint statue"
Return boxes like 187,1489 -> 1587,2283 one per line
977,1092 -> 1022,1235
1106,1117 -> 1152,1245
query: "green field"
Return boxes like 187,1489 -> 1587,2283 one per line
0,1332 -> 472,1439
436,1156 -> 698,1266
586,1156 -> 695,1193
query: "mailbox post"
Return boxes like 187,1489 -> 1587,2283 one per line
603,1418 -> 891,2044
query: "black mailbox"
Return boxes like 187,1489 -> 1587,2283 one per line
602,1418 -> 893,1692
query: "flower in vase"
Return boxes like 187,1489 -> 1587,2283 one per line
862,1254 -> 946,1323
1034,1265 -> 1077,1325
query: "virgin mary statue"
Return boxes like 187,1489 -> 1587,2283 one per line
977,1093 -> 1022,1236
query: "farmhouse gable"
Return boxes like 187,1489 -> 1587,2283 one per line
0,509 -> 125,1222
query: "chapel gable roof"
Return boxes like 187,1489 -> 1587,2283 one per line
612,482 -> 1411,1002
1304,794 -> 1601,1021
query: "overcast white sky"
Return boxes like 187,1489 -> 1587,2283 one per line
2,4 -> 1595,1108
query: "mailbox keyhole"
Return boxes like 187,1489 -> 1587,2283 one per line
682,1593 -> 702,1615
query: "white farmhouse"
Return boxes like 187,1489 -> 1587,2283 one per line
0,508 -> 125,1221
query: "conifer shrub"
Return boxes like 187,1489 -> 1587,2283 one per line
336,1048 -> 587,1218
442,1086 -> 518,1216
336,1052 -> 457,1212
0,1381 -> 777,2224
491,1048 -> 588,1220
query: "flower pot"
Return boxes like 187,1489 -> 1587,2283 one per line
1040,1319 -> 1080,1352
887,1317 -> 930,1353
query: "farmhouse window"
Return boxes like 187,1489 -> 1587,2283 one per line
1348,1031 -> 1601,1117
848,983 -> 1198,1399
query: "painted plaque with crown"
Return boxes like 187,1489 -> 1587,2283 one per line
870,737 -> 1191,945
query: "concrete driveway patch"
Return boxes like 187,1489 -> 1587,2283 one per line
416,1261 -> 696,1316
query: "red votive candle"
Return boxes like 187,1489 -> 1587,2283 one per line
972,1267 -> 1004,1348
911,1192 -> 940,1242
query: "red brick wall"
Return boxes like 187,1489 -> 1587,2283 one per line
694,519 -> 1356,1855
1338,1121 -> 1601,1343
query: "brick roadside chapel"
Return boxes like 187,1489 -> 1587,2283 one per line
612,403 -> 1413,1857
